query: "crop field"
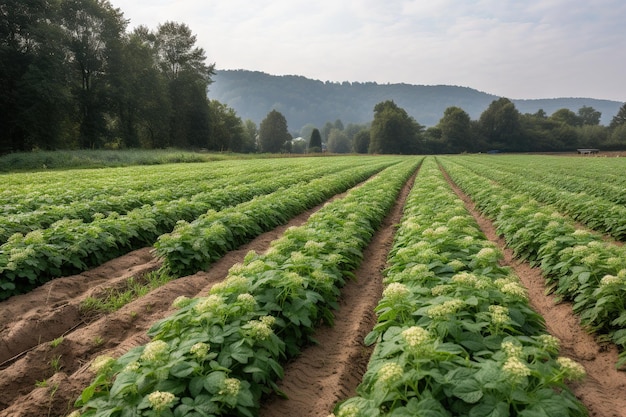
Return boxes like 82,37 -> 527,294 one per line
1,154 -> 625,417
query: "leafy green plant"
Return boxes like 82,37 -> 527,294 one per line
72,159 -> 421,417
334,159 -> 587,416
440,156 -> 626,367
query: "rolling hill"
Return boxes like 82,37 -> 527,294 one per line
208,69 -> 622,132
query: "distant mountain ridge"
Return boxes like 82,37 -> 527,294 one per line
208,69 -> 622,132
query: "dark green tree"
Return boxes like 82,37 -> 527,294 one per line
0,0 -> 72,152
259,109 -> 290,152
438,106 -> 473,153
60,0 -> 127,149
369,100 -> 423,154
152,22 -> 215,148
550,108 -> 582,127
108,27 -> 170,148
308,128 -> 322,153
327,128 -> 350,153
609,103 -> 626,129
241,119 -> 258,152
352,129 -> 370,153
478,98 -> 526,151
208,100 -> 245,151
578,106 -> 601,126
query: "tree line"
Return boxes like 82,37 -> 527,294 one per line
3,1 -> 626,155
275,99 -> 626,155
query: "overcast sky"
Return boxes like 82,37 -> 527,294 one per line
109,0 -> 626,102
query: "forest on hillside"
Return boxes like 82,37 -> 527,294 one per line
209,70 -> 623,129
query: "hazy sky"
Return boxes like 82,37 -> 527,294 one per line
109,0 -> 626,102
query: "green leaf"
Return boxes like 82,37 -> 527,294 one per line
189,376 -> 205,397
452,378 -> 483,404
109,372 -> 139,398
237,386 -> 255,407
203,371 -> 226,394
170,361 -> 195,378
468,395 -> 509,417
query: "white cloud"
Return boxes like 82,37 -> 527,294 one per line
110,0 -> 626,101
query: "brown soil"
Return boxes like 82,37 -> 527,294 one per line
1,170 -> 625,417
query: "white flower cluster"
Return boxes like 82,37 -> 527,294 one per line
90,355 -> 115,374
457,235 -> 475,248
376,362 -> 403,386
571,245 -> 589,257
581,253 -> 600,266
447,215 -> 470,228
572,229 -> 592,237
489,305 -> 510,326
140,340 -> 169,362
123,361 -> 140,373
447,259 -> 466,272
171,295 -> 192,309
600,274 -> 621,287
147,391 -> 176,411
427,299 -> 464,319
383,283 -> 410,302
304,240 -> 325,253
247,319 -> 273,341
431,284 -> 452,296
24,229 -> 45,244
194,294 -> 225,315
451,272 -> 488,288
475,247 -> 498,261
501,341 -> 523,359
225,275 -> 250,292
502,357 -> 531,381
335,403 -> 360,417
260,315 -> 276,327
228,262 -> 245,275
236,293 -> 257,311
190,342 -> 210,360
290,251 -> 307,264
557,357 -> 586,381
284,271 -> 304,287
219,377 -> 241,396
402,326 -> 430,351
500,282 -> 528,300
537,334 -> 560,353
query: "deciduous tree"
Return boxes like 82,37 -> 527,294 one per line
369,100 -> 423,154
610,103 -> 626,129
438,106 -> 473,153
259,109 -> 290,153
578,105 -> 601,126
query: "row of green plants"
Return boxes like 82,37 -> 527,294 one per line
450,156 -> 626,240
1,161 -> 227,212
71,158 -> 421,417
470,155 -> 626,205
153,161 -> 397,276
332,158 -> 587,417
0,162 -> 300,243
0,157 -> 352,214
439,157 -> 626,368
0,158 -> 394,299
0,158 -> 366,242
